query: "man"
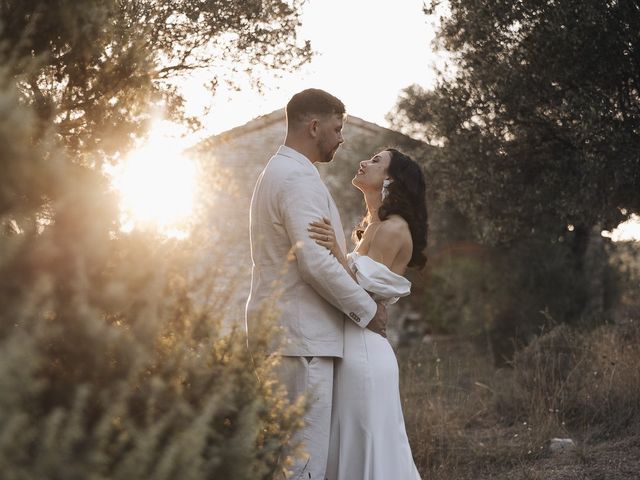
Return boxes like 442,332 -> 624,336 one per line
245,88 -> 387,480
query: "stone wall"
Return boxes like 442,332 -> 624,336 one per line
192,110 -> 429,340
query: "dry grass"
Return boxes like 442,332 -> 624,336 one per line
398,319 -> 640,479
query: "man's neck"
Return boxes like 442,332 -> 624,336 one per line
284,137 -> 318,164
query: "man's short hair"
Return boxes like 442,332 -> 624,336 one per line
286,88 -> 346,126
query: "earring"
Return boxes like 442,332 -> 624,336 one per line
381,178 -> 392,201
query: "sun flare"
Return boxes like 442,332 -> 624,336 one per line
108,125 -> 197,237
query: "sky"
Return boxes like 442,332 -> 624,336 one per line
179,0 -> 442,138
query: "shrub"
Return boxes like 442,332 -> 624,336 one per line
0,75 -> 301,479
502,321 -> 640,437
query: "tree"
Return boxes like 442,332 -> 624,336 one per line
1,0 -> 310,219
393,0 -> 640,243
0,1 -> 309,477
391,0 -> 640,354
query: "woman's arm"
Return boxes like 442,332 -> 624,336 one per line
308,218 -> 357,280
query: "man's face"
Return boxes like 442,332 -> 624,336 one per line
316,113 -> 345,163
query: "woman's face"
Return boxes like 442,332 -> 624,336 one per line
352,150 -> 392,191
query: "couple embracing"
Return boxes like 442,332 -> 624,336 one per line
245,88 -> 427,480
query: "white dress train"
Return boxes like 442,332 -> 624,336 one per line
326,253 -> 422,480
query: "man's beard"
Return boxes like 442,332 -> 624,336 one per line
320,144 -> 338,163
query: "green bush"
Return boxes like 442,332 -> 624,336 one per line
422,231 -> 598,364
0,71 -> 300,480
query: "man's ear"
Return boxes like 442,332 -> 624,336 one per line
308,118 -> 320,138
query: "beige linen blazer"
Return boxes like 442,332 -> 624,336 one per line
245,145 -> 377,357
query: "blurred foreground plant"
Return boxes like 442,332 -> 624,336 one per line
0,82 -> 302,476
0,229 -> 303,478
0,110 -> 302,479
0,1 -> 310,474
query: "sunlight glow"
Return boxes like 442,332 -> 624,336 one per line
601,214 -> 640,242
107,123 -> 197,238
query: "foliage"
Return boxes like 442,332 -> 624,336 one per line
0,1 -> 310,477
393,0 -> 640,242
0,0 -> 310,169
390,0 -> 638,343
502,320 -> 640,435
399,320 -> 640,479
0,226 -> 301,479
423,231 -> 593,362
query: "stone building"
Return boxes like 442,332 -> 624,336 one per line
193,109 -> 429,342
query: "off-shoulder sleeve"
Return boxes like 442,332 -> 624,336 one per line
347,254 -> 411,304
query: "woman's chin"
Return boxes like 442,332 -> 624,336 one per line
352,176 -> 366,188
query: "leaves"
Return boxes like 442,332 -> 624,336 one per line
397,0 -> 640,242
0,1 -> 310,477
0,0 -> 311,163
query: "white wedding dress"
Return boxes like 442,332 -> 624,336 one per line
326,252 -> 422,480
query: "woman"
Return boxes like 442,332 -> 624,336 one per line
308,148 -> 427,480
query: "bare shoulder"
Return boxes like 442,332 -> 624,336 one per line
378,215 -> 411,240
366,215 -> 412,271
370,215 -> 412,252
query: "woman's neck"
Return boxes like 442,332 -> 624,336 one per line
364,190 -> 382,224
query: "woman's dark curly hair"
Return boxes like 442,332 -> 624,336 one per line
353,148 -> 428,268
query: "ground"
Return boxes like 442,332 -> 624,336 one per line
487,435 -> 640,480
398,335 -> 640,480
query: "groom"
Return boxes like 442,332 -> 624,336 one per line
245,88 -> 387,480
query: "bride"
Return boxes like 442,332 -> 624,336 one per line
308,147 -> 427,480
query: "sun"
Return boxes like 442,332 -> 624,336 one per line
107,124 -> 198,237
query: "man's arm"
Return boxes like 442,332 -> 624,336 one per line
279,173 -> 378,328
